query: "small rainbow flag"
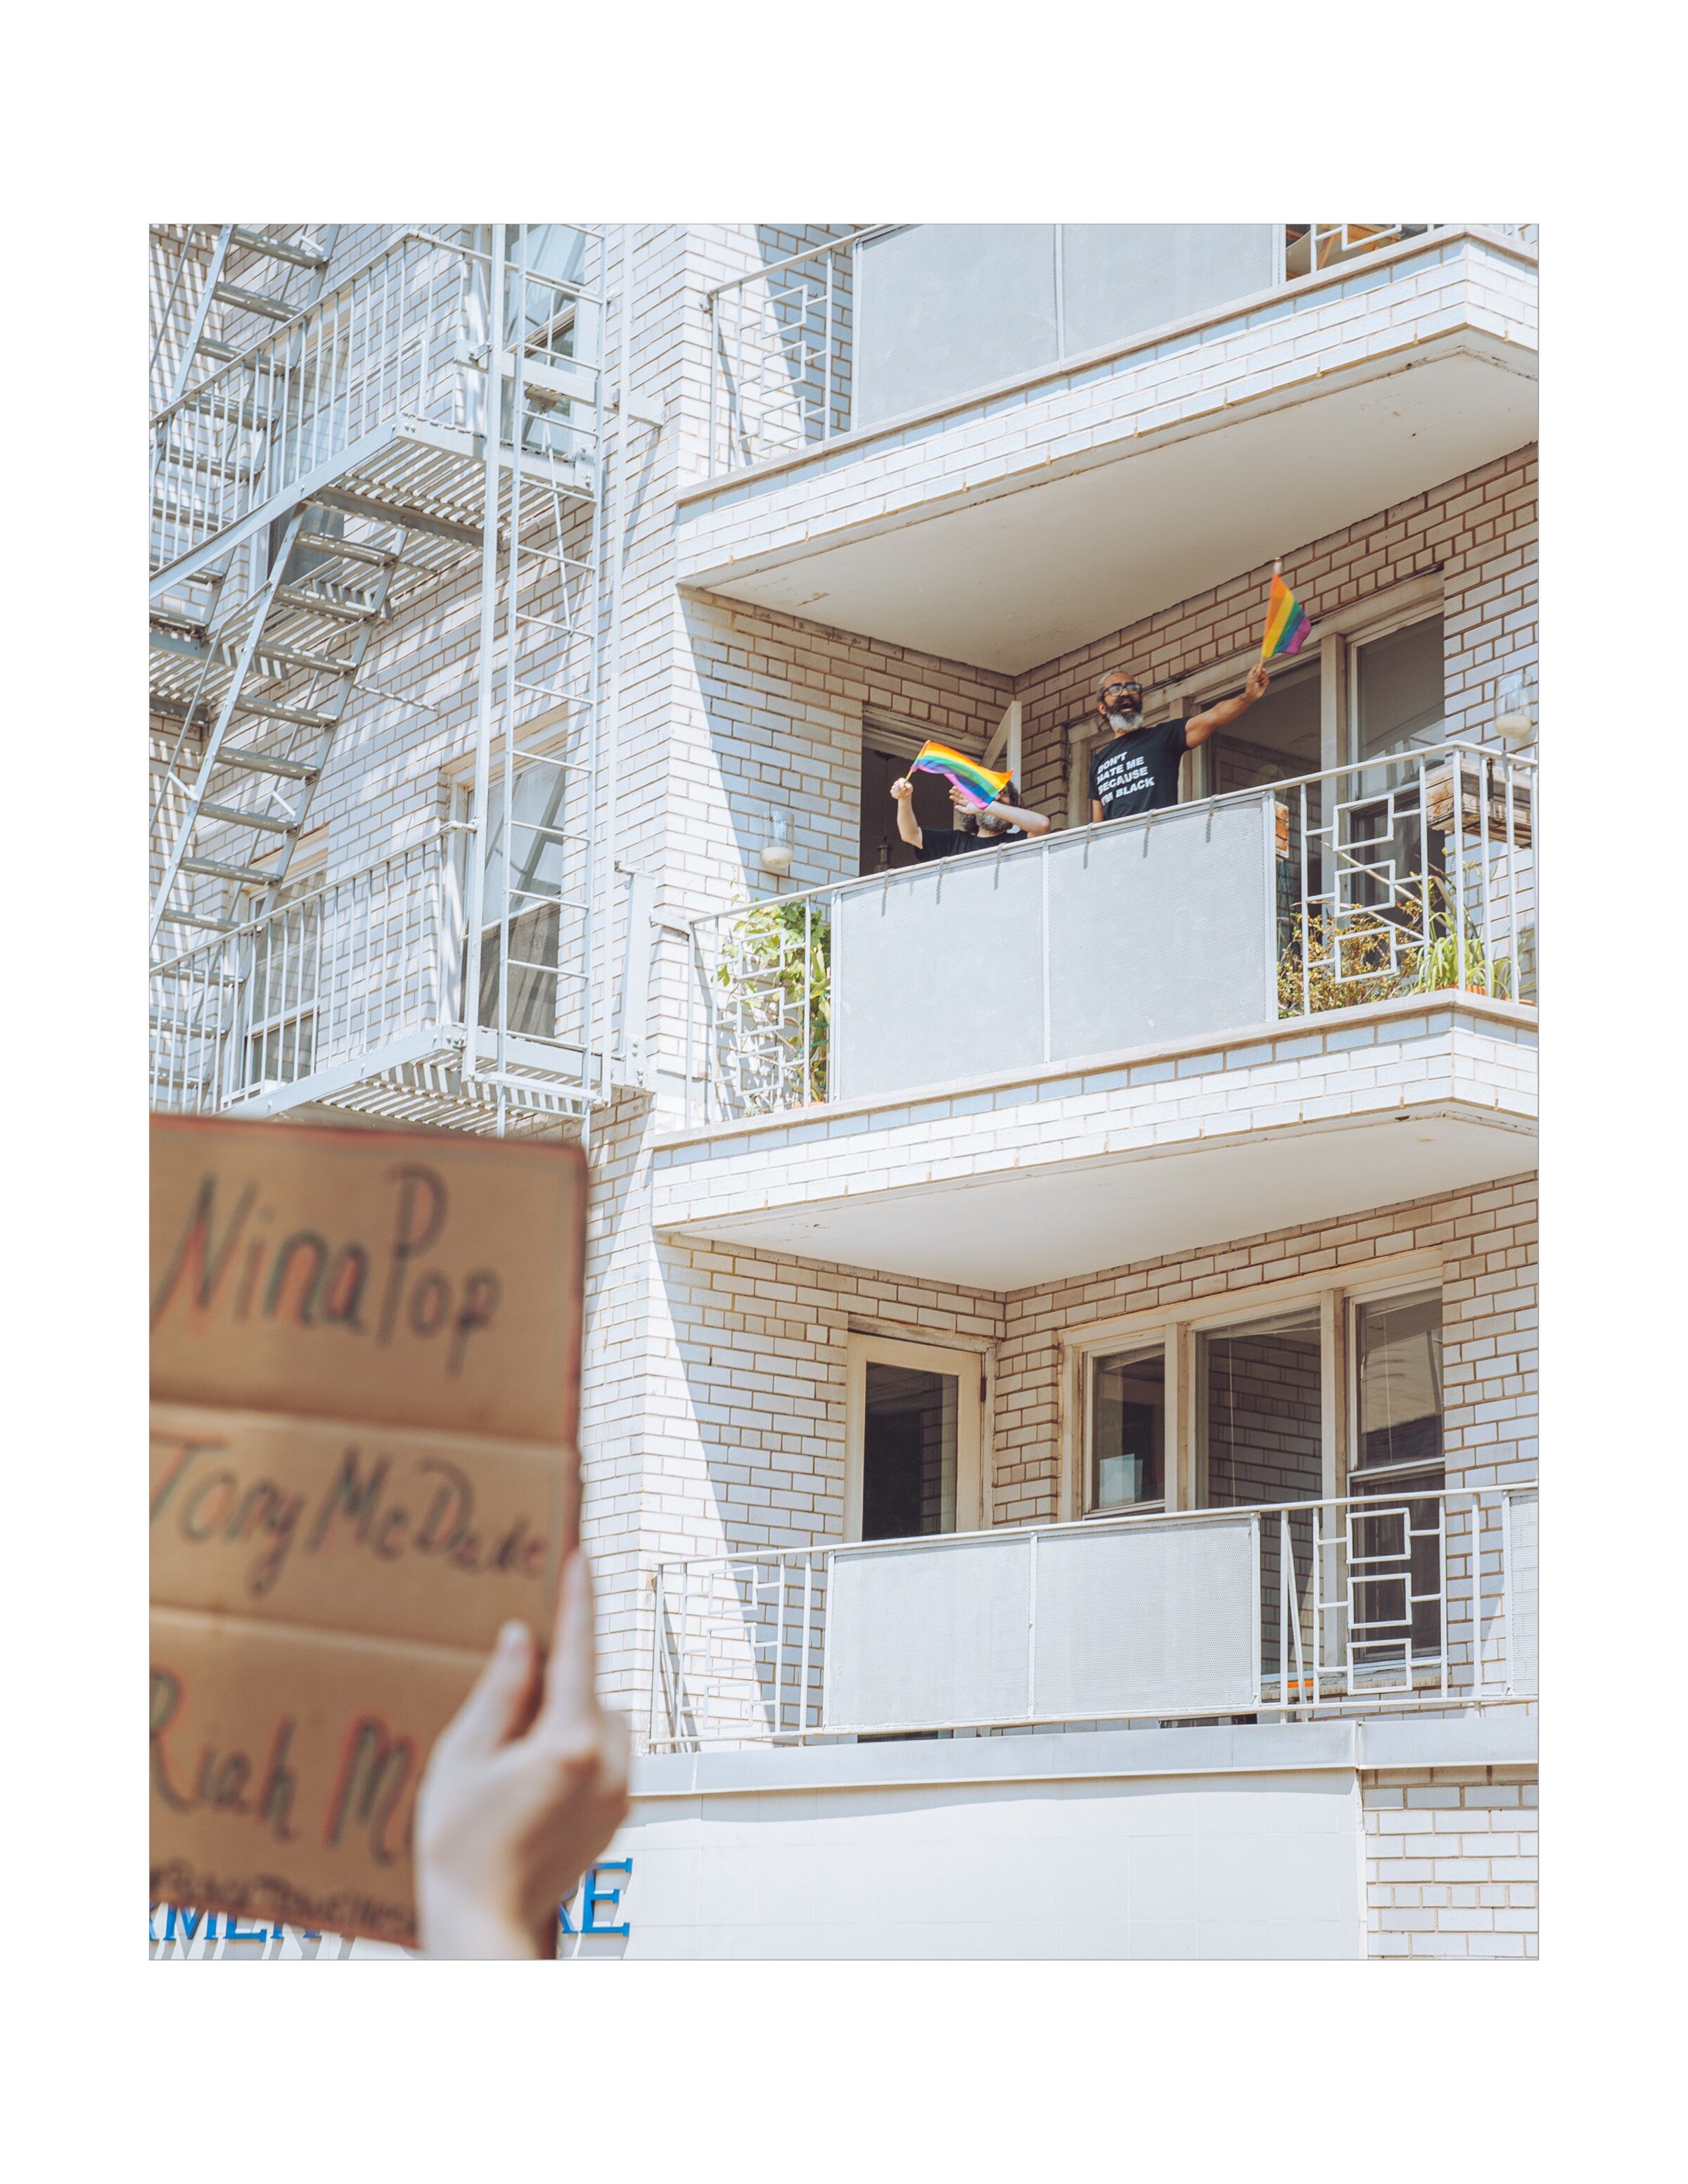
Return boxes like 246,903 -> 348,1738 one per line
1260,564 -> 1311,661
907,741 -> 1013,811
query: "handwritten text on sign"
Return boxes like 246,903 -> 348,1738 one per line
150,1118 -> 586,1947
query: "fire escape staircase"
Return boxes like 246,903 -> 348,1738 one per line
148,224 -> 636,1138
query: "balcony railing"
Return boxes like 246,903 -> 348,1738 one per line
703,224 -> 1535,480
147,831 -> 605,1122
680,742 -> 1537,1128
149,835 -> 459,1114
648,1485 -> 1537,1750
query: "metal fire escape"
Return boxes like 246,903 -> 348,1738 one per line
149,224 -> 648,1139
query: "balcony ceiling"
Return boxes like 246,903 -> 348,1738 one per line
683,342 -> 1537,676
658,1101 -> 1536,1293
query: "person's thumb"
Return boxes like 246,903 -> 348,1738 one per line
440,1620 -> 540,1760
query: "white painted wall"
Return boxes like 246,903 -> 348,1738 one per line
580,1733 -> 1364,1960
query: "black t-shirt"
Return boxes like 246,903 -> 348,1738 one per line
1089,719 -> 1190,819
914,823 -> 1026,862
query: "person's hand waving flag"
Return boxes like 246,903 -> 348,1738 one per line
907,741 -> 1013,811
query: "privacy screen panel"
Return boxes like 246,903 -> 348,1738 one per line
1059,225 -> 1279,355
852,224 -> 1280,428
1032,1517 -> 1260,1718
854,224 -> 1059,427
824,1534 -> 1032,1730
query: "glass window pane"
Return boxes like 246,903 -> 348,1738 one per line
1210,657 -> 1322,793
1356,615 -> 1444,762
1090,1348 -> 1165,1510
1201,1307 -> 1323,1507
862,1363 -> 957,1540
1354,1289 -> 1443,1473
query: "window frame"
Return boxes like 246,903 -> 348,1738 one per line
844,1331 -> 985,1543
1059,1253 -> 1445,1523
1346,1283 -> 1447,1488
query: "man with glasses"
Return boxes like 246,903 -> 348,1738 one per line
1089,663 -> 1272,824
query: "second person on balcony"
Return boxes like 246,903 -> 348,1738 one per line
889,774 -> 1050,860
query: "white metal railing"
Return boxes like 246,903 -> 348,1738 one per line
150,233 -> 476,581
148,821 -> 632,1120
679,741 -> 1536,1127
148,836 -> 459,1114
702,224 -> 1534,479
648,1486 -> 1537,1750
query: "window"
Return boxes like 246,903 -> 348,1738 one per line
1353,614 -> 1445,764
1089,1346 -> 1166,1512
240,854 -> 328,1091
501,225 -> 596,464
846,1334 -> 983,1541
1206,656 -> 1322,796
1198,1307 -> 1324,1511
1353,1289 -> 1443,1477
455,753 -> 582,1047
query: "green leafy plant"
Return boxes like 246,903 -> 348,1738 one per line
717,897 -> 831,1104
1395,878 -> 1513,1000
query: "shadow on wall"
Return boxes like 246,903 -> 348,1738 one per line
657,1234 -> 848,1559
679,594 -> 864,901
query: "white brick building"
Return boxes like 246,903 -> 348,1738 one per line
150,222 -> 1537,1959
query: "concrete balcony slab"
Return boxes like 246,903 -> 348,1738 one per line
652,995 -> 1537,1289
677,232 -> 1537,674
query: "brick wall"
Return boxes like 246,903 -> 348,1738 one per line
1362,1765 -> 1538,1958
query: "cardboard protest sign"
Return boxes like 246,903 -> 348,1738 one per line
150,1116 -> 586,1946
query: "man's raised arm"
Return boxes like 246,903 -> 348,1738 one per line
1184,660 -> 1272,748
890,775 -> 923,848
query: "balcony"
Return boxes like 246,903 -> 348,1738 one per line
655,745 -> 1536,1286
649,1485 -> 1537,1749
147,833 -> 646,1133
680,225 -> 1536,672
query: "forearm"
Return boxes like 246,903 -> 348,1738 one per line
1191,690 -> 1257,740
990,800 -> 1047,836
895,806 -> 923,847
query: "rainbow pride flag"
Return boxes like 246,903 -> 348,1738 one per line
1260,567 -> 1311,660
908,741 -> 1013,811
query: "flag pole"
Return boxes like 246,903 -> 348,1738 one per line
1260,556 -> 1283,663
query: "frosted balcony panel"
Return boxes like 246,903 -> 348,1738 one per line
830,796 -> 1277,1104
853,224 -> 1281,430
1059,224 -> 1278,353
855,224 -> 1059,428
824,1535 -> 1032,1730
